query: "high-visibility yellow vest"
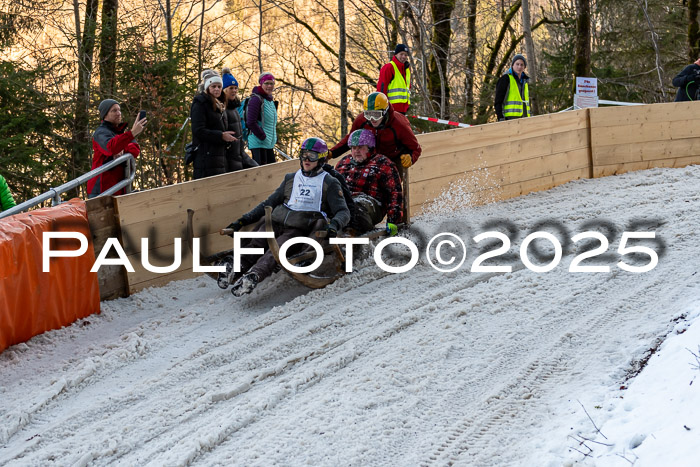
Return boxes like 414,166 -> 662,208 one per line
503,74 -> 530,118
387,61 -> 411,105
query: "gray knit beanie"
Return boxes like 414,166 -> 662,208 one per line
98,99 -> 119,120
511,54 -> 527,68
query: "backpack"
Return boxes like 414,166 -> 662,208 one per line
238,93 -> 264,145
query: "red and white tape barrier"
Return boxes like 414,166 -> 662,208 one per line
408,115 -> 472,128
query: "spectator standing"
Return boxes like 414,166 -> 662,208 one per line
0,173 -> 16,212
246,72 -> 278,165
220,67 -> 258,172
672,57 -> 700,102
494,54 -> 531,121
87,99 -> 146,198
377,44 -> 411,115
190,69 -> 237,180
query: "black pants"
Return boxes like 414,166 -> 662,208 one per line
238,220 -> 306,282
349,194 -> 383,233
251,147 -> 276,165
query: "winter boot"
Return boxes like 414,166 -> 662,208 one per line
216,255 -> 234,289
231,273 -> 259,297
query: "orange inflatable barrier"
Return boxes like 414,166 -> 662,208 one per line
0,199 -> 100,353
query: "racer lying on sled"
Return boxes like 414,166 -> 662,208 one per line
335,129 -> 404,236
219,137 -> 350,296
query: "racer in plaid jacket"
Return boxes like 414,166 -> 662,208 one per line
335,129 -> 403,232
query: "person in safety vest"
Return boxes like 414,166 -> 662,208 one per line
218,137 -> 350,296
335,129 -> 404,236
377,44 -> 411,114
494,54 -> 531,121
329,92 -> 421,171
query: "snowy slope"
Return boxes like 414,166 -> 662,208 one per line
1,166 -> 700,466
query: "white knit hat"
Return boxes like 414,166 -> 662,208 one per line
204,75 -> 223,91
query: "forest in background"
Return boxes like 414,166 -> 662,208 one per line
1,0 -> 698,204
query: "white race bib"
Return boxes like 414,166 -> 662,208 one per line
286,170 -> 327,212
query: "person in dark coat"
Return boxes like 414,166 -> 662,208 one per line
220,67 -> 258,172
494,54 -> 531,121
218,137 -> 350,296
190,70 -> 237,179
672,57 -> 700,102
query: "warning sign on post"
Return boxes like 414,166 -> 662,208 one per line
575,77 -> 598,108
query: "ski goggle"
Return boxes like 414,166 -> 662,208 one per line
363,110 -> 385,122
299,149 -> 322,162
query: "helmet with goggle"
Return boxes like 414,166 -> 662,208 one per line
298,137 -> 329,174
363,92 -> 389,123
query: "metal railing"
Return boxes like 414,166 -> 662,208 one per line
0,153 -> 136,220
274,147 -> 293,161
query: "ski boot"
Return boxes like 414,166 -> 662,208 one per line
231,273 -> 259,297
216,255 -> 233,289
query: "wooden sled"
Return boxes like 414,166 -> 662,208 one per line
186,207 -> 381,288
186,167 -> 410,288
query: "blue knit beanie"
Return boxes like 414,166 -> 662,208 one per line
222,67 -> 238,89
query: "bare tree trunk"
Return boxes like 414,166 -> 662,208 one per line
165,0 -> 173,59
373,0 -> 397,49
399,1 -> 437,116
476,0 -> 521,122
574,0 -> 591,79
465,0 -> 477,121
71,0 -> 99,191
72,0 -> 81,51
521,0 -> 539,115
198,0 -> 205,78
258,0 -> 264,73
688,0 -> 700,60
338,0 -> 348,135
428,0 -> 454,117
635,0 -> 665,99
99,0 -> 118,98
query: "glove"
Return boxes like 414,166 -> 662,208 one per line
386,222 -> 398,237
400,154 -> 413,168
225,219 -> 245,237
325,224 -> 338,238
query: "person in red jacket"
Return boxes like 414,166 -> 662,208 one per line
377,44 -> 411,114
87,99 -> 146,198
329,92 -> 421,170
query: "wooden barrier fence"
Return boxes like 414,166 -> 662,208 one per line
86,101 -> 700,298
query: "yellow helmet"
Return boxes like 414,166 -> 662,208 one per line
363,92 -> 389,123
363,92 -> 390,111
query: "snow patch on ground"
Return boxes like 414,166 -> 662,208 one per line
2,165 -> 700,465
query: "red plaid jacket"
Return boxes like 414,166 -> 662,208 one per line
335,152 -> 403,224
